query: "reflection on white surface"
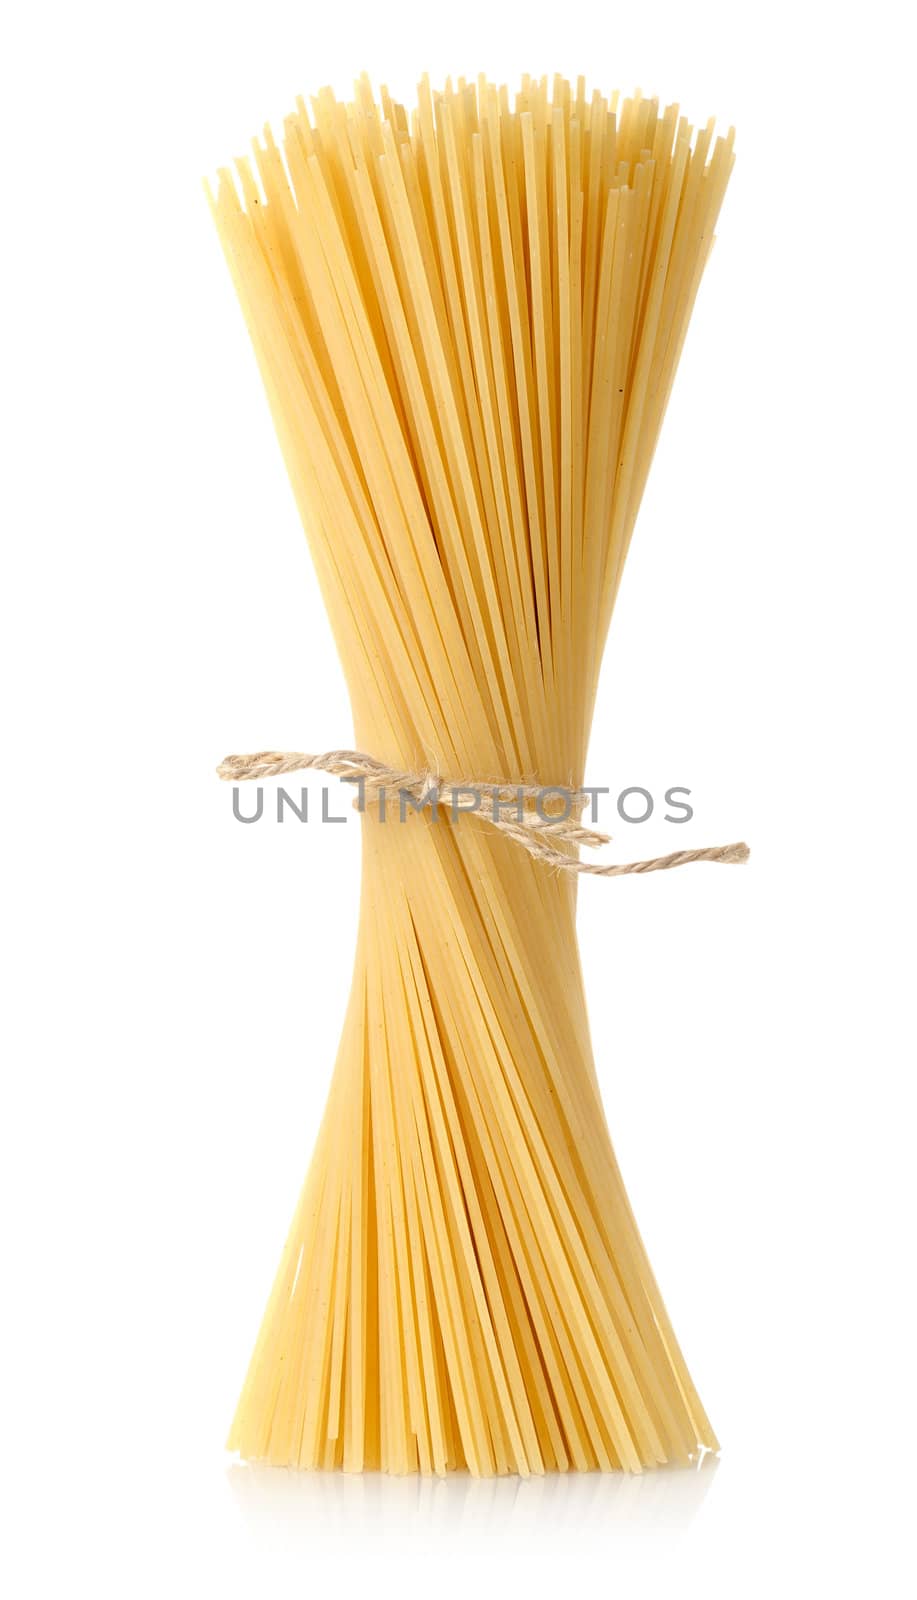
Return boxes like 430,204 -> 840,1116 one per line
227,1453 -> 718,1539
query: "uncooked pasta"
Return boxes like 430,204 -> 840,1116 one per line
209,73 -> 735,1475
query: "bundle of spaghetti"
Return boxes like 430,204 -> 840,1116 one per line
210,74 -> 734,1475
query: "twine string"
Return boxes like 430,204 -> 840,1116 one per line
217,749 -> 750,878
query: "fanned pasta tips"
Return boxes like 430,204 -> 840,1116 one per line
211,75 -> 733,1475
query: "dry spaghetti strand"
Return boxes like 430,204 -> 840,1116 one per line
210,75 -> 735,1475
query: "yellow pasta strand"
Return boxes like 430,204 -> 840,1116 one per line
210,74 -> 734,1475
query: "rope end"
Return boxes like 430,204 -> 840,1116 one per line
720,842 -> 750,865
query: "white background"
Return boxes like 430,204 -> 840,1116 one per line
2,1 -> 915,1595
